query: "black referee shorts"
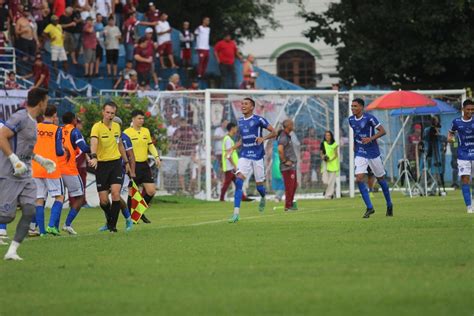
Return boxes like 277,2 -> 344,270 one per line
96,159 -> 123,192
134,161 -> 154,185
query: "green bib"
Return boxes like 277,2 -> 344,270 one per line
222,135 -> 238,170
323,141 -> 340,172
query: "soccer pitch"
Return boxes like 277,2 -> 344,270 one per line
1,194 -> 473,315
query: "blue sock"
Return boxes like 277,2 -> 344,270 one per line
378,179 -> 392,207
121,207 -> 131,219
256,185 -> 266,198
36,205 -> 45,234
48,201 -> 63,228
357,182 -> 373,210
0,223 -> 6,229
234,178 -> 243,208
461,184 -> 471,207
65,208 -> 79,226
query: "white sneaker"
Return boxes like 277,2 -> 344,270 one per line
0,238 -> 8,246
62,225 -> 77,235
468,206 -> 474,214
4,252 -> 23,261
0,228 -> 7,237
28,229 -> 40,237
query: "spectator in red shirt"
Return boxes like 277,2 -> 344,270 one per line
22,56 -> 50,88
123,70 -> 138,94
166,73 -> 184,91
144,27 -> 160,89
123,11 -> 157,62
145,2 -> 159,23
214,33 -> 242,89
82,16 -> 97,77
122,0 -> 136,17
4,71 -> 20,89
134,37 -> 153,89
302,127 -> 322,184
53,0 -> 66,17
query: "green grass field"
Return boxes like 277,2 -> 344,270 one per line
0,193 -> 473,315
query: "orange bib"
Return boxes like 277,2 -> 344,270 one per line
58,124 -> 79,176
32,122 -> 61,179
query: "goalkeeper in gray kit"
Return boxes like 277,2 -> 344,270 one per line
0,88 -> 56,261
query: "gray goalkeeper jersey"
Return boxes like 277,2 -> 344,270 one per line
0,109 -> 37,180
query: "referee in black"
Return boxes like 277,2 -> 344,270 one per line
89,102 -> 132,232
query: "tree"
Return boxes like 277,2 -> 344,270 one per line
140,0 -> 279,44
301,1 -> 474,88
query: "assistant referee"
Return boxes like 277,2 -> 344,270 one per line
124,110 -> 161,223
89,102 -> 131,232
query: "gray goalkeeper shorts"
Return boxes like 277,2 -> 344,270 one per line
0,178 -> 36,216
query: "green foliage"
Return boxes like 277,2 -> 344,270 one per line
74,96 -> 169,154
301,0 -> 474,88
139,0 -> 280,44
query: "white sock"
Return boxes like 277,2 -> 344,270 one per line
7,241 -> 20,255
233,207 -> 240,216
29,222 -> 36,230
0,228 -> 6,236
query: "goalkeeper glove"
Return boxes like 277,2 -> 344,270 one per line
33,154 -> 56,174
8,153 -> 28,176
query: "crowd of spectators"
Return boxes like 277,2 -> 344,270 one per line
0,0 -> 258,91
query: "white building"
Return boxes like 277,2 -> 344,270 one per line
240,0 -> 339,88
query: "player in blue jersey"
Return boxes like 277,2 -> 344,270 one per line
227,97 -> 277,223
448,99 -> 474,214
348,98 -> 393,218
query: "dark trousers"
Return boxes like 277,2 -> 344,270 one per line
282,169 -> 297,209
219,63 -> 236,89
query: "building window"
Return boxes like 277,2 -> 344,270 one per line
277,50 -> 316,88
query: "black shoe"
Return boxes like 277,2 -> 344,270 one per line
242,197 -> 255,202
141,214 -> 151,224
109,228 -> 118,233
363,208 -> 375,218
386,205 -> 393,217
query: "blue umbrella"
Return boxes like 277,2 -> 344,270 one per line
390,99 -> 459,116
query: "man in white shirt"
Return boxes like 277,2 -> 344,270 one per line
194,16 -> 210,78
156,12 -> 177,68
213,119 -> 228,173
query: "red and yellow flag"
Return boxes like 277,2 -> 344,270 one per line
130,180 -> 149,223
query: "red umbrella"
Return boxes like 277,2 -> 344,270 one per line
366,90 -> 436,110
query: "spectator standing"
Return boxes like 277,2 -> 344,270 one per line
0,0 -> 10,35
113,0 -> 124,30
320,130 -> 339,199
53,0 -> 66,18
22,56 -> 50,89
173,118 -> 198,193
94,14 -> 105,76
194,16 -> 210,78
145,1 -> 159,39
214,33 -> 242,89
31,0 -> 49,36
104,16 -> 121,77
144,27 -> 160,89
213,119 -> 228,176
156,13 -> 177,69
179,21 -> 193,69
60,7 -> 81,64
122,0 -> 136,17
134,37 -> 153,88
43,15 -> 68,72
75,0 -> 91,20
15,8 -> 38,62
82,16 -> 97,77
302,127 -> 321,185
5,71 -> 20,89
242,54 -> 257,80
167,114 -> 179,137
123,12 -> 156,62
95,0 -> 113,24
278,119 -> 298,212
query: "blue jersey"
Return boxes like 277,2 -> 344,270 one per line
70,128 -> 90,153
450,117 -> 474,161
238,114 -> 270,160
348,113 -> 381,159
121,132 -> 133,169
